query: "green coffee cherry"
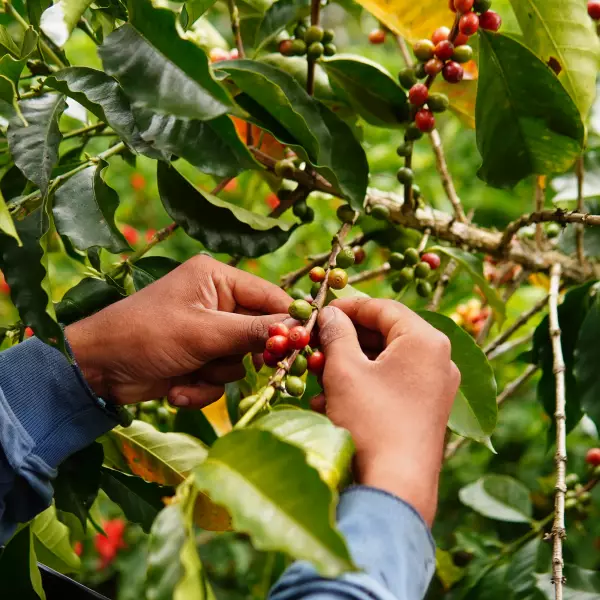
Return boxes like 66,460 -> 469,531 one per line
304,25 -> 324,44
291,39 -> 307,56
396,167 -> 414,186
293,199 -> 309,219
415,261 -> 431,279
416,280 -> 433,298
285,375 -> 306,397
397,266 -> 415,286
427,93 -> 449,113
405,124 -> 424,141
413,39 -> 435,62
404,247 -> 420,266
389,252 -> 405,270
289,299 -> 313,320
412,184 -> 421,200
322,29 -> 335,44
157,406 -> 170,423
579,491 -> 592,504
324,43 -> 336,56
473,0 -> 492,12
391,277 -> 407,293
546,222 -> 561,238
289,288 -> 306,300
238,394 -> 258,415
294,22 -> 307,38
302,206 -> 315,223
566,473 -> 580,488
452,45 -> 473,64
140,400 -> 160,413
565,497 -> 578,510
336,247 -> 355,268
415,63 -> 428,79
310,281 -> 321,298
398,67 -> 418,90
336,204 -> 356,224
289,354 -> 308,376
371,205 -> 390,220
274,159 -> 295,179
396,142 -> 413,157
307,42 -> 324,61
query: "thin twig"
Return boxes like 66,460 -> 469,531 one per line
226,0 -> 245,58
393,33 -> 412,66
348,263 -> 390,285
123,223 -> 179,266
417,228 -> 431,253
305,0 -> 321,96
270,186 -> 308,218
535,176 -> 545,250
486,331 -> 534,361
576,156 -> 585,265
63,122 -> 107,139
427,260 -> 457,311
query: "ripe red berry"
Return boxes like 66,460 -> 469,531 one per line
408,83 -> 429,106
307,350 -> 325,374
424,58 -> 444,76
268,322 -> 289,338
353,247 -> 366,265
368,29 -> 386,44
24,327 -> 34,338
278,39 -> 295,56
586,447 -> 600,466
442,61 -> 464,83
459,12 -> 479,35
122,224 -> 138,245
589,1 -> 600,20
454,32 -> 469,46
0,277 -> 9,295
420,252 -> 441,270
263,349 -> 280,367
266,335 -> 289,356
454,0 -> 474,12
288,326 -> 310,350
415,109 -> 435,133
449,0 -> 456,11
309,266 -> 326,282
431,26 -> 450,45
479,10 -> 502,31
434,40 -> 455,61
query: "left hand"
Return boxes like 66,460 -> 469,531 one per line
66,255 -> 291,408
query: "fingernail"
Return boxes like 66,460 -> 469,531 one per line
318,306 -> 337,328
172,395 -> 190,407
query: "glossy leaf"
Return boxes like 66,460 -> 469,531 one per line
0,184 -> 20,244
476,32 -> 584,188
419,312 -> 497,448
509,0 -> 600,118
535,565 -> 600,599
255,0 -> 310,50
40,0 -> 93,47
459,474 -> 533,523
0,26 -> 21,57
55,277 -> 123,325
0,55 -> 28,121
100,467 -> 174,533
98,0 -> 232,121
8,93 -> 66,195
53,161 -> 129,253
431,78 -> 476,129
157,162 -> 295,257
131,256 -> 181,291
182,0 -> 219,29
322,55 -> 409,128
174,409 -> 218,447
194,429 -> 354,577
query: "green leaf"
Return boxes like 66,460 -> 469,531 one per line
419,311 -> 497,447
40,0 -> 94,47
174,409 -> 218,447
255,0 -> 310,50
32,504 -> 81,573
0,26 -> 21,58
0,56 -> 27,120
535,565 -> 600,599
436,548 -> 465,591
194,429 -> 355,577
476,32 -> 584,188
55,277 -> 124,325
157,162 -> 295,257
98,0 -> 232,121
100,467 -> 174,533
53,160 -> 129,253
182,0 -> 218,29
0,183 -> 20,245
509,0 -> 600,118
431,246 -> 505,322
8,93 -> 66,195
252,409 -> 354,489
131,256 -> 182,291
322,55 -> 409,128
54,442 -> 103,531
459,474 -> 533,523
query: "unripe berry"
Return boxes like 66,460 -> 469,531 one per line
565,473 -> 579,488
323,43 -> 336,56
307,349 -> 325,374
431,26 -> 450,45
263,349 -> 280,367
266,334 -> 289,356
285,375 -> 305,397
279,39 -> 295,56
424,58 -> 444,76
454,0 -> 474,12
328,268 -> 348,289
238,393 -> 259,415
427,92 -> 449,113
336,203 -> 356,223
291,39 -> 307,55
290,288 -> 306,300
274,159 -> 295,178
292,199 -> 308,219
452,44 -> 473,64
405,123 -> 424,141
307,42 -> 324,61
268,322 -> 289,338
408,83 -> 429,106
353,246 -> 366,264
473,0 -> 492,12
421,252 -> 441,270
442,61 -> 464,83
371,204 -> 391,220
398,67 -> 418,89
311,281 -> 322,298
389,252 -> 405,270
434,40 -> 455,61
391,277 -> 407,293
398,266 -> 415,284
585,448 -> 600,466
337,247 -> 356,268
459,12 -> 479,35
413,39 -> 435,62
304,25 -> 324,44
396,167 -> 414,185
417,280 -> 433,298
289,299 -> 313,320
415,261 -> 432,279
412,184 -> 421,200
322,29 -> 335,43
288,325 -> 310,349
396,142 -> 413,157
414,62 -> 428,79
309,266 -> 326,282
301,206 -> 315,223
479,10 -> 501,31
368,29 -> 386,44
404,247 -> 420,265
290,353 -> 308,376
415,109 -> 435,133
294,22 -> 307,38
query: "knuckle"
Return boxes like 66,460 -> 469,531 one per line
427,329 -> 452,358
450,361 -> 461,388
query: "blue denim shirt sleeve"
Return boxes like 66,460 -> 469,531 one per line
0,337 -> 116,544
269,486 -> 436,600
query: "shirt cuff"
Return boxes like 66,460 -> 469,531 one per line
0,337 -> 117,469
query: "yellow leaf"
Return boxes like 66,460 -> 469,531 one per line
432,78 -> 477,128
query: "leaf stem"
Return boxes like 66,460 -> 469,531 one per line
575,156 -> 585,265
63,122 -> 107,139
305,0 -> 321,96
535,176 -> 545,250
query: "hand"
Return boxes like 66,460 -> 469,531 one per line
314,297 -> 460,525
66,255 -> 291,408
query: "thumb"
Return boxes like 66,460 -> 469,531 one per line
317,306 -> 362,366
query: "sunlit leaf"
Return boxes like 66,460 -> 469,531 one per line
40,0 -> 94,47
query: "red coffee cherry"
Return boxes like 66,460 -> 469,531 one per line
278,39 -> 295,56
408,83 -> 429,106
442,61 -> 464,83
454,32 -> 470,46
479,10 -> 502,31
353,246 -> 366,265
266,335 -> 289,356
288,325 -> 311,350
24,327 -> 34,338
589,1 -> 600,20
431,26 -> 450,45
415,109 -> 435,133
421,252 -> 441,270
309,266 -> 326,282
263,349 -> 280,367
459,12 -> 479,35
585,448 -> 600,466
454,0 -> 474,12
268,322 -> 289,339
448,0 -> 457,11
424,58 -> 444,76
368,29 -> 386,44
307,350 -> 325,374
434,40 -> 455,61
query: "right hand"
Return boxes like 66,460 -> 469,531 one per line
315,297 -> 460,525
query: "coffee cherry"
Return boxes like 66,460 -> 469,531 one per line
307,42 -> 324,61
434,40 -> 455,61
546,222 -> 561,238
398,266 -> 415,284
432,26 -> 450,45
421,252 -> 441,270
398,67 -> 418,89
328,268 -> 348,289
413,39 -> 435,62
336,203 -> 356,223
294,22 -> 307,38
157,406 -> 170,424
454,0 -> 474,11
424,58 -> 444,76
293,199 -> 308,219
24,326 -> 34,338
412,184 -> 421,200
565,473 -> 579,488
368,29 -> 386,44
337,247 -> 356,268
396,167 -> 414,185
279,39 -> 295,56
404,247 -> 420,265
409,83 -> 429,106
415,261 -> 432,279
459,12 -> 479,35
290,353 -> 308,376
322,29 -> 335,43
585,448 -> 600,466
454,32 -> 470,46
311,281 -> 322,298
371,204 -> 391,220
288,325 -> 310,349
323,43 -> 336,56
452,44 -> 473,63
307,349 -> 325,374
473,0 -> 492,12
442,61 -> 464,83
396,142 -> 413,157
268,322 -> 289,338
290,288 -> 306,300
353,246 -> 366,265
449,0 -> 457,11
479,10 -> 501,31
389,252 -> 405,270
285,375 -> 305,397
305,25 -> 324,44
141,399 -> 160,413
427,92 -> 449,113
289,299 -> 313,320
391,277 -> 407,293
266,334 -> 289,356
263,349 -> 280,367
309,266 -> 326,282
417,280 -> 433,298
291,39 -> 307,56
415,109 -> 435,133
302,207 -> 315,223
275,159 -> 295,178
404,124 -> 423,142
238,393 -> 259,415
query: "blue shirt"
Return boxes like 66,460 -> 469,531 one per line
0,337 -> 435,599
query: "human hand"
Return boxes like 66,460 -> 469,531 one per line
66,255 -> 291,408
314,297 -> 460,525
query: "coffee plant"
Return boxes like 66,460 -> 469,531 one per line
0,0 -> 600,598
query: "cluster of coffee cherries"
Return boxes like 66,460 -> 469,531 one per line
388,249 -> 440,297
272,158 -> 315,223
278,22 -> 336,61
450,297 -> 491,336
483,256 -> 522,286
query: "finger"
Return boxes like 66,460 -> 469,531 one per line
317,306 -> 364,366
198,359 -> 246,384
355,324 -> 384,352
310,393 -> 327,414
168,382 -> 224,408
